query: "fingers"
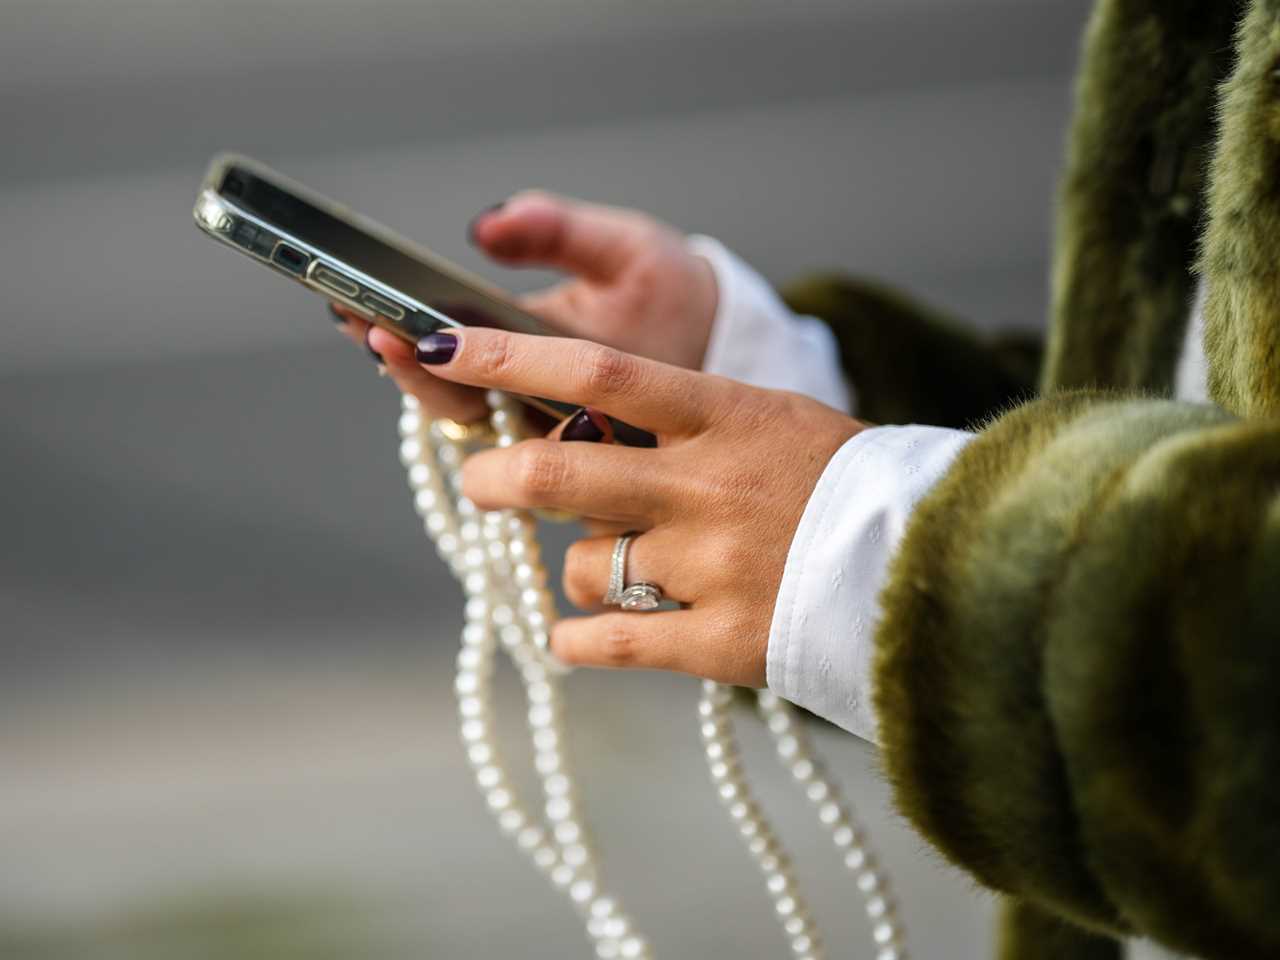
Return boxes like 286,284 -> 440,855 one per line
415,326 -> 720,435
471,191 -> 656,284
551,609 -> 762,686
361,322 -> 489,422
562,532 -> 694,610
461,438 -> 671,524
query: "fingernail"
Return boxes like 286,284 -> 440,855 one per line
328,303 -> 348,326
467,200 -> 506,244
416,331 -> 458,365
560,408 -> 612,443
364,328 -> 383,364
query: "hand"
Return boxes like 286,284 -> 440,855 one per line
404,325 -> 865,687
335,191 -> 719,422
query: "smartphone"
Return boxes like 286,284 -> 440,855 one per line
192,153 -> 654,446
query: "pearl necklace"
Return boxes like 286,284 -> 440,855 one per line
397,391 -> 906,959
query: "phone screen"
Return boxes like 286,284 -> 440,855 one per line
220,164 -> 550,337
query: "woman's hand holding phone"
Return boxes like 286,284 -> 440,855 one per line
337,191 -> 865,685
397,323 -> 864,686
334,191 -> 720,423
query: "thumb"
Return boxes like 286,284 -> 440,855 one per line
470,191 -> 650,284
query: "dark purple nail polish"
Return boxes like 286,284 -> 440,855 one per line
329,303 -> 348,325
364,328 -> 383,364
560,408 -> 612,443
416,331 -> 458,365
467,201 -> 507,244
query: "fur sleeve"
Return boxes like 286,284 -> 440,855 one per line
780,273 -> 1040,428
873,392 -> 1280,959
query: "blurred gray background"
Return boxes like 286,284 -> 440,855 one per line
2,1 -> 1089,956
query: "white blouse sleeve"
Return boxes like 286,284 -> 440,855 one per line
767,425 -> 976,742
686,234 -> 976,743
689,234 -> 852,413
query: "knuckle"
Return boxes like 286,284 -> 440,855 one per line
576,343 -> 638,398
562,544 -> 597,608
469,333 -> 516,380
510,442 -> 567,499
600,620 -> 640,667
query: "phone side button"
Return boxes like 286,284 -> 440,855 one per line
312,266 -> 360,298
360,292 -> 406,322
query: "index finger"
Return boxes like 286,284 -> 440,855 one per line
415,327 -> 722,435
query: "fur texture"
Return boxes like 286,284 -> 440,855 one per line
874,391 -> 1280,958
782,274 -> 1040,427
1201,0 -> 1280,417
1043,0 -> 1240,394
998,899 -> 1122,960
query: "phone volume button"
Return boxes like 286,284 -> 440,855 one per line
312,266 -> 360,298
360,292 -> 406,322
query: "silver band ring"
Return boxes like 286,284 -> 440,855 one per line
603,532 -> 665,611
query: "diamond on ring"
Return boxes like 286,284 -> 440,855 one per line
619,582 -> 663,611
604,533 -> 664,611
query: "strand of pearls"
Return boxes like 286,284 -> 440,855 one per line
397,390 -> 907,959
399,391 -> 650,960
699,682 -> 907,959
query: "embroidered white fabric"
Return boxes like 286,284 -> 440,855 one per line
766,424 -> 975,741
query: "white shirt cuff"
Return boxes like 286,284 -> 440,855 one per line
688,234 -> 852,413
767,424 -> 977,743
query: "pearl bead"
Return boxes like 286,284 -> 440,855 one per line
398,438 -> 422,464
486,788 -> 512,811
545,797 -> 572,822
805,780 -> 829,803
544,773 -> 570,797
602,917 -> 628,939
782,915 -> 808,937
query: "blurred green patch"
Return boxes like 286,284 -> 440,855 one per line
0,889 -> 417,960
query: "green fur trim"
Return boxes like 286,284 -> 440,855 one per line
997,898 -> 1122,960
1043,0 -> 1240,394
1044,417 -> 1280,958
875,392 -> 1230,932
1201,0 -> 1280,417
876,393 -> 1280,957
781,273 -> 1040,428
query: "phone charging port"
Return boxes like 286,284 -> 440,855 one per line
272,243 -> 309,276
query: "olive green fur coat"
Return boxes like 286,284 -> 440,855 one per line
782,2 -> 1280,957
